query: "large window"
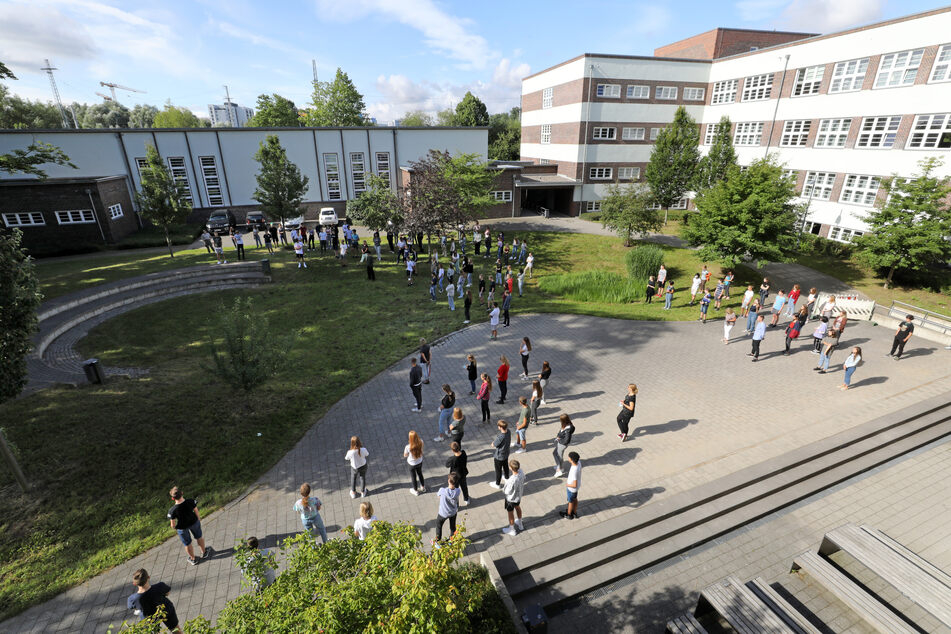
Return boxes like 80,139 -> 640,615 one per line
589,167 -> 612,180
618,167 -> 640,180
542,87 -> 553,109
840,174 -> 880,205
930,44 -> 951,83
734,122 -> 764,146
829,58 -> 869,93
622,127 -> 645,140
2,212 -> 44,227
780,120 -> 811,147
323,153 -> 341,200
655,86 -> 677,100
596,84 -> 620,98
166,157 -> 193,204
375,152 -> 391,182
711,79 -> 737,104
490,190 -> 512,202
199,156 -> 223,206
829,226 -> 863,243
650,127 -> 662,141
55,210 -> 95,225
793,65 -> 825,96
814,118 -> 851,148
350,152 -> 367,194
874,48 -> 924,88
683,87 -> 705,101
107,203 -> 124,220
802,171 -> 835,200
742,73 -> 773,101
907,113 -> 951,149
540,124 -> 551,144
592,127 -> 616,140
627,85 -> 649,99
584,201 -> 602,212
856,116 -> 901,148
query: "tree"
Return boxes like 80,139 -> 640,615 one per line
853,157 -> 951,288
0,140 -> 75,177
0,61 -> 13,79
303,68 -> 370,127
0,85 -> 65,129
153,102 -> 204,128
80,101 -> 131,128
488,107 -> 521,161
209,298 -> 290,400
399,110 -> 433,127
247,94 -> 299,127
0,230 -> 41,405
645,105 -> 700,224
346,174 -> 402,230
129,104 -> 159,128
135,144 -> 191,257
453,91 -> 489,127
682,156 -> 798,267
252,135 -> 309,228
696,116 -> 737,191
599,182 -> 663,246
436,107 -> 456,126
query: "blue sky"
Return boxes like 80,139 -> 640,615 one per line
0,0 -> 945,124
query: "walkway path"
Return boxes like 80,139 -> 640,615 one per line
5,311 -> 949,632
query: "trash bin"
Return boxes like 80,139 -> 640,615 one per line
82,358 -> 104,384
522,604 -> 548,632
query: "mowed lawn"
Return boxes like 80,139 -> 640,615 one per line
1,231 -> 758,620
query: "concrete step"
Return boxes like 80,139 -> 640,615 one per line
500,394 -> 951,612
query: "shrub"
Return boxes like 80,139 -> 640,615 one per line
799,233 -> 853,258
625,244 -> 665,283
538,270 -> 639,303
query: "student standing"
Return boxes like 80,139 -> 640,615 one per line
465,354 -> 478,394
345,436 -> 369,498
233,230 -> 245,260
490,420 -> 512,488
501,290 -> 512,326
353,502 -> 376,540
405,256 -> 416,285
529,380 -> 543,425
749,314 -> 766,362
656,265 -> 667,295
519,337 -> 532,378
366,255 -> 375,281
403,431 -> 426,495
553,413 -> 575,476
435,384 -> 456,441
212,234 -> 226,264
812,316 -> 829,353
805,287 -> 818,316
409,358 -> 423,412
786,284 -> 801,316
690,273 -> 702,305
723,270 -> 734,299
448,407 -> 466,448
167,487 -> 210,566
262,229 -> 274,254
419,338 -> 432,384
445,441 -> 470,505
538,361 -> 551,403
616,383 -> 637,442
373,230 -> 382,261
699,290 -> 712,323
477,373 -> 492,422
758,277 -> 771,306
741,285 -> 755,316
783,308 -> 807,355
745,299 -> 761,333
201,229 -> 213,253
463,289 -> 473,324
515,396 -> 529,453
293,483 -> 328,543
127,569 -> 182,633
840,347 -> 863,390
525,253 -> 535,278
446,278 -> 456,311
723,308 -> 737,344
500,459 -> 525,536
713,278 -> 726,310
294,238 -> 308,269
433,473 -> 461,546
560,452 -> 582,520
887,315 -> 915,360
496,355 -> 510,404
699,264 -> 711,292
646,276 -> 656,303
489,302 -> 501,339
664,280 -> 675,310
517,270 -> 525,297
769,290 -> 786,327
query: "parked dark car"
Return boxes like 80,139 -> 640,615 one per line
245,211 -> 267,231
206,210 -> 237,235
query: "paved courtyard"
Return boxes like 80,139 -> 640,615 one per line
4,312 -> 950,632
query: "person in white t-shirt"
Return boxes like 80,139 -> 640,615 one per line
524,253 -> 535,278
690,273 -> 702,305
293,239 -> 307,268
353,502 -> 376,540
345,436 -> 370,498
488,302 -> 500,340
406,257 -> 416,285
656,265 -> 667,295
560,452 -> 582,520
741,285 -> 755,317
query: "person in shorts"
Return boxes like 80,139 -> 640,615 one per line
500,459 -> 525,536
167,486 -> 211,565
212,233 -> 226,264
560,451 -> 582,520
127,568 -> 182,633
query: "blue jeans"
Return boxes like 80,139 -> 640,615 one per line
469,379 -> 476,393
438,408 -> 452,436
819,349 -> 832,370
303,515 -> 327,543
438,277 -> 445,292
374,245 -> 381,260
430,285 -> 437,300
458,283 -> 465,298
844,365 -> 856,385
785,299 -> 797,315
176,521 -> 202,546
746,313 -> 757,332
664,293 -> 672,309
447,294 -> 455,311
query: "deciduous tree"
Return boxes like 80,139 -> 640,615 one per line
453,91 -> 489,127
304,68 -> 370,127
135,144 -> 191,257
0,85 -> 65,129
209,297 -> 289,401
488,107 -> 520,161
0,140 -> 75,177
853,157 -> 951,288
696,116 -> 736,191
129,104 -> 159,128
80,101 -> 131,128
436,107 -> 456,126
247,94 -> 299,127
645,105 -> 700,223
599,182 -> 662,246
346,174 -> 402,231
399,110 -> 433,127
252,135 -> 309,228
153,102 -> 204,128
0,229 -> 41,405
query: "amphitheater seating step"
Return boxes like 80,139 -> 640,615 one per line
696,576 -> 798,634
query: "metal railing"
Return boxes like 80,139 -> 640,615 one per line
886,300 -> 951,337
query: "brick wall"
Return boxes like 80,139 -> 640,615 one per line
96,177 -> 138,242
522,78 -> 586,112
654,28 -> 814,60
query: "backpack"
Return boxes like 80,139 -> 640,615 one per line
786,321 -> 802,339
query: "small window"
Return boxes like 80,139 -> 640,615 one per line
907,113 -> 951,149
814,118 -> 851,148
55,210 -> 95,225
683,87 -> 705,101
540,124 -> 551,144
108,203 -> 124,220
793,65 -> 825,96
733,122 -> 764,146
2,212 -> 45,227
592,127 -> 616,140
584,201 -> 602,212
655,86 -> 677,100
840,174 -> 881,205
711,79 -> 737,104
542,87 -> 553,109
618,167 -> 640,180
596,84 -> 621,98
856,116 -> 901,148
874,48 -> 924,88
627,85 -> 649,99
650,127 -> 662,141
780,120 -> 811,147
539,159 -> 550,165
829,58 -> 869,93
589,167 -> 613,180
490,191 -> 513,202
830,226 -> 841,241
742,73 -> 773,101
930,44 -> 951,83
622,127 -> 645,141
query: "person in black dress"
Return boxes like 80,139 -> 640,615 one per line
617,383 -> 637,442
463,290 -> 472,324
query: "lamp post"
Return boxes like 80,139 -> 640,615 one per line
796,175 -> 816,249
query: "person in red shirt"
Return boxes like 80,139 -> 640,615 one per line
785,284 -> 802,317
505,273 -> 514,295
496,355 -> 510,404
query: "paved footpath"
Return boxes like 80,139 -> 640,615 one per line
5,308 -> 949,631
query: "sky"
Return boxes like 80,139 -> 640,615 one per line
0,0 -> 947,124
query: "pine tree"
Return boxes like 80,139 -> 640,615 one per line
135,144 -> 191,257
853,157 -> 951,288
645,106 -> 700,224
453,92 -> 489,127
252,135 -> 309,228
304,68 -> 370,127
696,116 -> 737,191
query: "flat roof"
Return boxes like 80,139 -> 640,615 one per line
0,175 -> 126,186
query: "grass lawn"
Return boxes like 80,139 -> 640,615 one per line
577,210 -> 685,237
0,231 -> 758,620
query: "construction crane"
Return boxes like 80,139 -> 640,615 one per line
99,81 -> 145,101
95,92 -> 113,101
41,59 -> 69,128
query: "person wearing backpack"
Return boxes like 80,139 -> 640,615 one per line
783,306 -> 808,355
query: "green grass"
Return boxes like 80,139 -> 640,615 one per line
0,233 -> 759,620
114,224 -> 202,249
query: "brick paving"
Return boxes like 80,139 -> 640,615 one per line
4,306 -> 949,632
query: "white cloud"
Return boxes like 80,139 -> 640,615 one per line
0,4 -> 97,72
735,0 -> 884,33
735,0 -> 788,22
314,0 -> 494,69
211,20 -> 313,62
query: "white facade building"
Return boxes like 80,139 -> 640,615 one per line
208,103 -> 255,127
521,8 -> 951,241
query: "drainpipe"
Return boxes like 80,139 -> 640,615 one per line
85,188 -> 108,244
765,54 -> 791,158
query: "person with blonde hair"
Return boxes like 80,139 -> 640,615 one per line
293,483 -> 327,543
353,502 -> 376,540
403,431 -> 426,495
448,407 -> 466,447
616,383 -> 638,442
345,436 -> 369,498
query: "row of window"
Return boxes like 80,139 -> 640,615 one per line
490,190 -> 513,202
593,84 -> 705,101
2,205 -> 125,228
591,126 -> 662,141
704,113 -> 951,149
797,170 -> 881,206
583,198 -> 689,212
588,166 -> 642,180
802,221 -> 865,244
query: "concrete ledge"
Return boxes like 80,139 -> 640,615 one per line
480,552 -> 529,634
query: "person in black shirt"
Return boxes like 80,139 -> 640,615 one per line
167,486 -> 210,565
419,338 -> 432,384
463,290 -> 473,324
386,228 -> 395,252
127,569 -> 181,632
888,314 -> 915,359
445,441 -> 470,505
409,358 -> 423,412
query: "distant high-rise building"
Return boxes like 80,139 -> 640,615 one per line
208,102 -> 254,127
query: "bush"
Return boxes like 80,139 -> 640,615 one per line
625,244 -> 665,283
538,270 -> 639,303
115,224 -> 202,250
579,211 -> 601,222
799,233 -> 853,258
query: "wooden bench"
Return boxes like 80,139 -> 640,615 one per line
665,612 -> 707,634
818,523 -> 951,628
745,577 -> 822,634
696,576 -> 798,633
790,550 -> 917,633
